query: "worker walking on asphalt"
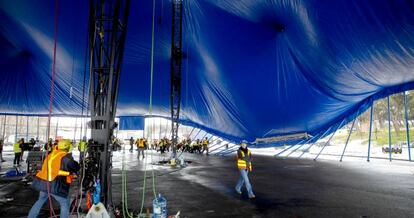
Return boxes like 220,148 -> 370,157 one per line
13,139 -> 23,166
137,138 -> 145,159
129,137 -> 134,153
235,140 -> 255,199
28,139 -> 80,218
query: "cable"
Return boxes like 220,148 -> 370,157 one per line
45,0 -> 60,216
149,0 -> 157,200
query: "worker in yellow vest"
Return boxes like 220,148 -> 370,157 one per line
235,140 -> 255,199
28,139 -> 80,218
137,138 -> 145,159
202,137 -> 210,155
13,139 -> 23,166
78,136 -> 87,163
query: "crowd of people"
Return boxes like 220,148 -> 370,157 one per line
126,136 -> 211,156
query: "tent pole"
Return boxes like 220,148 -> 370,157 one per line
340,117 -> 356,162
404,92 -> 411,161
298,127 -> 332,159
2,115 -> 6,141
314,125 -> 341,161
314,119 -> 345,161
26,116 -> 29,141
158,118 -> 162,139
55,117 -> 59,138
367,105 -> 374,162
15,115 -> 18,143
274,138 -> 306,157
37,117 -> 40,140
192,128 -> 202,140
387,96 -> 392,162
286,134 -> 321,158
73,118 -> 77,141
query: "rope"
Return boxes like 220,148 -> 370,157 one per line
45,0 -> 59,216
138,0 -> 157,215
149,0 -> 157,200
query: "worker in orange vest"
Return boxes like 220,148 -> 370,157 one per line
28,139 -> 80,218
235,140 -> 255,199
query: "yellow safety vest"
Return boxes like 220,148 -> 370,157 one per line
36,150 -> 71,182
237,149 -> 252,171
13,143 -> 22,153
203,140 -> 209,146
79,141 -> 87,152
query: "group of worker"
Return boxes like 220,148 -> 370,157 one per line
23,135 -> 255,218
125,136 -> 211,157
13,138 -> 36,166
176,137 -> 210,155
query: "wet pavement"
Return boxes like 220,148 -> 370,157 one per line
0,148 -> 414,217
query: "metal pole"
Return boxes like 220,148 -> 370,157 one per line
200,131 -> 208,140
217,146 -> 239,156
187,126 -> 195,138
2,115 -> 6,140
404,92 -> 411,161
209,142 -> 228,154
37,116 -> 40,139
340,118 -> 357,162
214,144 -> 237,155
26,116 -> 29,140
298,127 -> 333,159
314,119 -> 345,161
387,96 -> 392,162
285,136 -> 316,157
158,117 -> 162,139
286,133 -> 324,157
274,139 -> 305,157
192,128 -> 202,139
367,105 -> 374,162
73,118 -> 78,141
15,115 -> 18,142
55,117 -> 59,138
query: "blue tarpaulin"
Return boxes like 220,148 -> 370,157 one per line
119,116 -> 145,130
0,0 -> 414,144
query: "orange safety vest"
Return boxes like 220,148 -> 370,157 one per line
237,149 -> 252,171
36,150 -> 72,183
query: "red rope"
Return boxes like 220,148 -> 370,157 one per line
46,0 -> 59,217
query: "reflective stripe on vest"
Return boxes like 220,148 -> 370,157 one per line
36,150 -> 70,182
237,150 -> 252,171
13,143 -> 22,153
79,141 -> 87,152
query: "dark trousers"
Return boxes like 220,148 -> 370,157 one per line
14,153 -> 21,165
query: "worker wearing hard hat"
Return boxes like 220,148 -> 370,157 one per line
235,140 -> 255,199
28,139 -> 80,218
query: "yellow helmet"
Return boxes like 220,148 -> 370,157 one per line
57,139 -> 72,151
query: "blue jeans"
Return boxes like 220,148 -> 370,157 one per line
28,191 -> 70,218
235,169 -> 255,198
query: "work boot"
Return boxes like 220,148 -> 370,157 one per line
235,188 -> 242,195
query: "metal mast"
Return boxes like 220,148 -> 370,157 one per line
88,0 -> 130,207
170,0 -> 183,159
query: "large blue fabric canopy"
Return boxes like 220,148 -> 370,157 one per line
1,0 -> 414,144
